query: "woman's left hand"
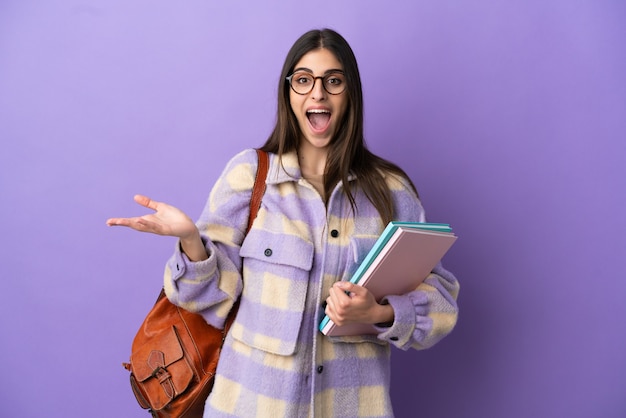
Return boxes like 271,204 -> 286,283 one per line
325,282 -> 394,326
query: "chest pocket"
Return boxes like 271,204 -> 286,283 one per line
344,234 -> 379,280
235,228 -> 314,355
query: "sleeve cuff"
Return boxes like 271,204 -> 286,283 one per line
374,292 -> 430,350
167,237 -> 215,281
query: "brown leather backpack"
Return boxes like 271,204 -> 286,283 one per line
122,149 -> 269,417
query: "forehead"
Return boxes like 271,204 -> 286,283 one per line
293,48 -> 343,73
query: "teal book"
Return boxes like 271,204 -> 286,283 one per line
319,221 -> 457,336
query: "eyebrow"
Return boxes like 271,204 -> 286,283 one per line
292,67 -> 344,75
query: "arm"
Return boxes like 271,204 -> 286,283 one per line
376,175 -> 460,350
326,173 -> 460,349
378,263 -> 459,350
163,149 -> 261,327
106,150 -> 261,327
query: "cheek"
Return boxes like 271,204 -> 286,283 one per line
289,96 -> 307,126
289,92 -> 301,114
334,99 -> 349,124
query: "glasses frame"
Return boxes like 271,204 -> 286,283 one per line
285,71 -> 346,95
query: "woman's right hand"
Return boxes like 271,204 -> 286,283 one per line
106,194 -> 197,239
107,195 -> 208,261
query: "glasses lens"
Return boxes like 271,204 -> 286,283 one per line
290,72 -> 314,94
323,73 -> 345,94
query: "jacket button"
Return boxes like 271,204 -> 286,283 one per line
264,248 -> 273,257
317,365 -> 324,374
330,229 -> 339,238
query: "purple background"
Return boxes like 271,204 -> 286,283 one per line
1,1 -> 625,417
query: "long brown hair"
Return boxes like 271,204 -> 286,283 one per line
261,28 -> 417,224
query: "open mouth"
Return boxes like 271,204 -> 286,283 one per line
306,109 -> 331,133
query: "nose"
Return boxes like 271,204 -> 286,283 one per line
310,77 -> 327,100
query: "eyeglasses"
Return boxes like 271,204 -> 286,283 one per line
286,71 -> 346,95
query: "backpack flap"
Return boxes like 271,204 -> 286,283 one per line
130,326 -> 194,411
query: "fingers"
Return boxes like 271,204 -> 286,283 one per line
106,215 -> 138,226
327,281 -> 370,310
134,194 -> 159,211
327,283 -> 353,311
106,216 -> 163,234
326,283 -> 357,325
105,216 -> 142,228
106,195 -> 159,227
334,281 -> 359,297
105,217 -> 122,226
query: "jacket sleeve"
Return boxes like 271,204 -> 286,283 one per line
373,174 -> 460,350
375,264 -> 459,350
163,149 -> 259,328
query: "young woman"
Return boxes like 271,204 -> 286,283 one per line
108,28 -> 459,417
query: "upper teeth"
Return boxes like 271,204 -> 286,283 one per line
307,109 -> 330,114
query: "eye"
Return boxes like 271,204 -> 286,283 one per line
294,73 -> 313,85
325,74 -> 344,86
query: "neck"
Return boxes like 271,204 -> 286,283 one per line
298,143 -> 327,177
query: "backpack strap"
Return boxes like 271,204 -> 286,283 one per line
246,149 -> 269,234
224,150 -> 268,330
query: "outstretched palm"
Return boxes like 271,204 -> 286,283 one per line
106,194 -> 197,239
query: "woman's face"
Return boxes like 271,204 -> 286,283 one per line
289,48 -> 348,152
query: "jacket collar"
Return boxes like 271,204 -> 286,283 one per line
266,151 -> 357,185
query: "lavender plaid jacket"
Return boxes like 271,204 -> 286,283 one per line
164,149 -> 459,417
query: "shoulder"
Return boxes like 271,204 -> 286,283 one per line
360,151 -> 418,198
374,168 -> 425,221
378,168 -> 418,198
218,149 -> 262,191
223,148 -> 260,172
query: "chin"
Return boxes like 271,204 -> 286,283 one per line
304,134 -> 333,149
